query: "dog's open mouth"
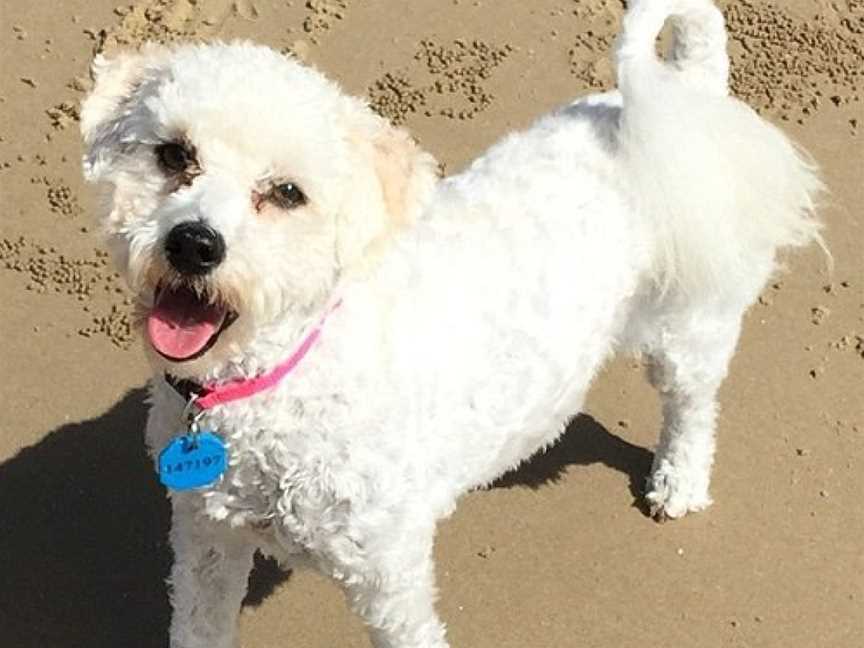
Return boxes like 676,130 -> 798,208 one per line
146,284 -> 237,362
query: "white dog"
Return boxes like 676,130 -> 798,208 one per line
81,0 -> 823,646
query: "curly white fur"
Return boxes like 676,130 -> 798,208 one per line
81,1 -> 823,646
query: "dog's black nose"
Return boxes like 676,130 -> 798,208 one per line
164,222 -> 226,276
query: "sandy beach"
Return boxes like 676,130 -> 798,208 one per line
0,1 -> 861,646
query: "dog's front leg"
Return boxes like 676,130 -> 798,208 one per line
167,498 -> 255,648
338,526 -> 448,648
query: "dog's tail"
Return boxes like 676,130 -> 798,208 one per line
615,0 -> 825,298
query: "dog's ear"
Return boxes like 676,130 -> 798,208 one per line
338,103 -> 439,268
367,118 -> 439,229
347,105 -> 439,230
81,45 -> 169,181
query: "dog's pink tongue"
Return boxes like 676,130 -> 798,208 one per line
147,285 -> 226,361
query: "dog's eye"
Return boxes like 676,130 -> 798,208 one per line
270,183 -> 307,210
156,142 -> 194,173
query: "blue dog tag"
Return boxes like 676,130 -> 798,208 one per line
158,431 -> 227,491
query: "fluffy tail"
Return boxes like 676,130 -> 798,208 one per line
615,0 -> 825,298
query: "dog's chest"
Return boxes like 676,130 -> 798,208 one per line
156,389 -> 376,555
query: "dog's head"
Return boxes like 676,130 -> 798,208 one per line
82,42 -> 437,376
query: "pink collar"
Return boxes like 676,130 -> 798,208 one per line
166,301 -> 341,410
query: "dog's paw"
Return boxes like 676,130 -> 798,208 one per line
645,462 -> 712,521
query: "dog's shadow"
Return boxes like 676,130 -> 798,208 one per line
492,414 -> 653,505
0,395 -> 651,647
0,388 -> 287,648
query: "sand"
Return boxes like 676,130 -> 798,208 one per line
0,1 -> 861,646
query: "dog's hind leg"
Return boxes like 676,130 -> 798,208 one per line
167,500 -> 255,648
642,303 -> 745,520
